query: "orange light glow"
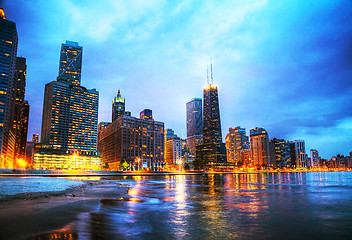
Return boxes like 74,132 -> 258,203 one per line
16,158 -> 28,169
0,9 -> 5,19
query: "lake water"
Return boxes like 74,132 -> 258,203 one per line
0,177 -> 84,198
36,172 -> 352,239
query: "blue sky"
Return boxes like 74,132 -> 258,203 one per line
2,0 -> 351,158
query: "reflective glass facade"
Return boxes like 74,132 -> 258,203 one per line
0,13 -> 18,166
186,98 -> 202,137
58,41 -> 82,86
203,84 -> 222,144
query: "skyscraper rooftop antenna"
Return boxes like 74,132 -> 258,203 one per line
211,58 -> 214,84
206,65 -> 209,84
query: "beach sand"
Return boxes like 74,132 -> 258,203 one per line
0,179 -> 129,240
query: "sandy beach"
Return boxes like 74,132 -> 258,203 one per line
0,179 -> 128,240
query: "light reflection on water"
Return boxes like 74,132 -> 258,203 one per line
34,172 -> 352,239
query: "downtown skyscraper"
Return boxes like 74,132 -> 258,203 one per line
0,9 -> 29,168
186,98 -> 203,155
225,127 -> 249,166
58,41 -> 83,86
0,9 -> 18,167
291,140 -> 307,168
11,57 -> 29,162
250,127 -> 270,168
41,41 -> 99,153
195,66 -> 227,169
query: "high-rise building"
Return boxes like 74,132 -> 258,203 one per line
203,85 -> 222,144
269,138 -> 292,168
310,149 -> 319,168
240,148 -> 251,166
58,41 -> 83,86
195,66 -> 227,169
225,127 -> 248,166
186,98 -> 203,155
250,127 -> 270,168
112,90 -> 125,121
98,112 -> 164,170
9,57 -> 29,164
41,41 -> 99,154
0,9 -> 18,168
164,128 -> 177,141
164,128 -> 177,162
165,137 -> 182,166
17,100 -> 29,160
140,109 -> 153,120
186,98 -> 203,137
41,80 -> 99,152
291,140 -> 307,168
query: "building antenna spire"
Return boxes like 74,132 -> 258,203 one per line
211,58 -> 214,84
206,65 -> 209,84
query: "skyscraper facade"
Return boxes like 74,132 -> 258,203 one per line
0,9 -> 18,168
269,138 -> 292,168
225,127 -> 248,166
250,127 -> 270,168
203,84 -> 222,144
11,57 -> 29,163
186,98 -> 203,137
58,41 -> 83,86
164,128 -> 177,141
41,81 -> 99,152
186,98 -> 203,155
310,149 -> 319,168
165,137 -> 182,166
164,128 -> 177,162
291,140 -> 307,168
195,67 -> 227,169
17,100 -> 29,160
112,90 -> 125,121
41,41 -> 99,154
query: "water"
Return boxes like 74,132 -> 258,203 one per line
0,177 -> 84,198
32,172 -> 352,239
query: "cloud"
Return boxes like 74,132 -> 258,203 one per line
2,0 -> 351,158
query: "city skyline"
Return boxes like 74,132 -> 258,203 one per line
1,1 -> 351,158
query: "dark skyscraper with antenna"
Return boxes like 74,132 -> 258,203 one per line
195,65 -> 227,169
203,65 -> 222,144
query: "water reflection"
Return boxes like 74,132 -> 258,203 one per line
30,172 -> 352,239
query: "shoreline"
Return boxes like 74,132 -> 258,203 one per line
0,179 -> 129,240
0,169 -> 350,177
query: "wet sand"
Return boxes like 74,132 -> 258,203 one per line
0,180 -> 128,240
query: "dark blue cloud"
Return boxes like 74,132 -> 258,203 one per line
1,0 -> 351,158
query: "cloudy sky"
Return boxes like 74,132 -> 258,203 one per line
1,0 -> 351,158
